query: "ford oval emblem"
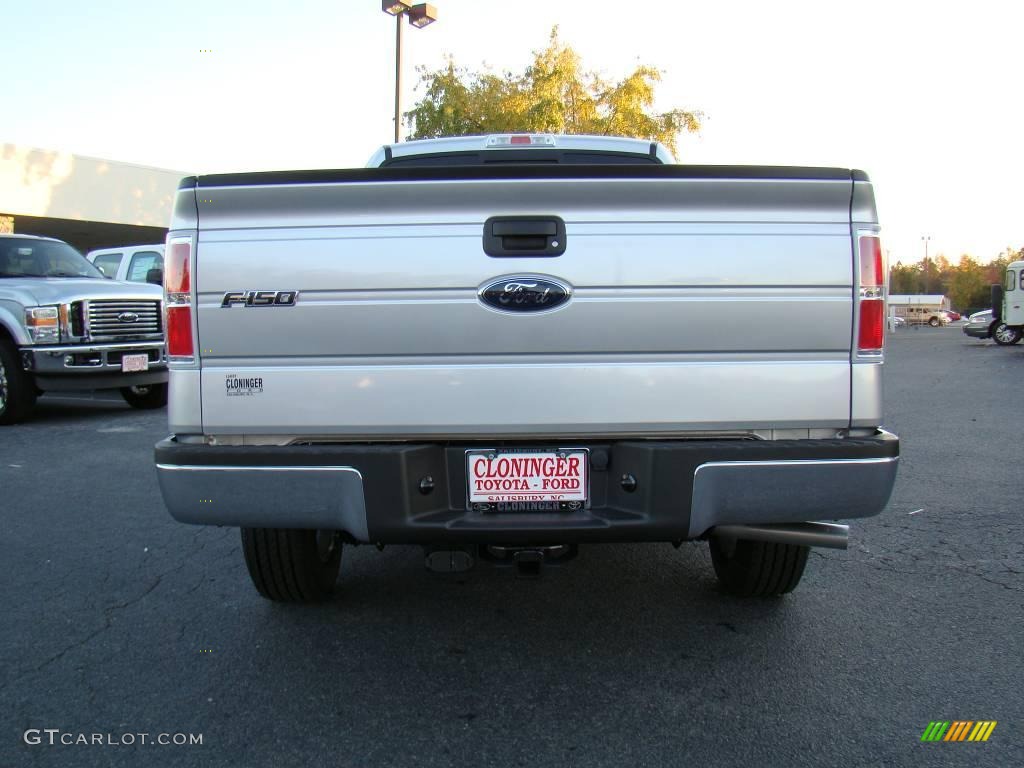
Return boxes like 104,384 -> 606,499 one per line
117,311 -> 140,323
479,276 -> 572,313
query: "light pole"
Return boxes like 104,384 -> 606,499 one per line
381,2 -> 438,143
921,235 -> 931,294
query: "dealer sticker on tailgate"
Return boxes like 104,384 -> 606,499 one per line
467,449 -> 589,505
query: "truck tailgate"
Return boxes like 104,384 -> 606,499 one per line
191,171 -> 858,437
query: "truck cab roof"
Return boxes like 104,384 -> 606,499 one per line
366,134 -> 675,168
0,233 -> 61,242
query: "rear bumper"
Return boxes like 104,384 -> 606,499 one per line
962,325 -> 991,339
155,431 -> 899,545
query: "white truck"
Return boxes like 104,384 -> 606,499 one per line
86,243 -> 165,285
991,260 -> 1024,345
0,233 -> 167,423
154,135 -> 900,601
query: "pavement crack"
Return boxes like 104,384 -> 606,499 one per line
0,621 -> 112,695
945,565 -> 1023,593
1,528 -> 239,693
835,551 -> 1023,592
0,572 -> 166,693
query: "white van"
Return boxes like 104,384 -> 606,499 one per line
86,244 -> 164,284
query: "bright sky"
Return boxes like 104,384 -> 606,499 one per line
5,0 -> 1021,265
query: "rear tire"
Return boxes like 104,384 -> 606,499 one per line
709,536 -> 809,597
119,383 -> 168,409
241,528 -> 343,602
928,317 -> 940,327
0,338 -> 37,425
991,322 -> 1022,346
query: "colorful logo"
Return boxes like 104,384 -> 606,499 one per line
921,721 -> 997,742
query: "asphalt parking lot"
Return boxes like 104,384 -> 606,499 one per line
2,327 -> 1022,767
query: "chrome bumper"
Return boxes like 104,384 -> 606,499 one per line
688,455 -> 899,537
155,431 -> 899,546
156,464 -> 369,541
22,341 -> 167,374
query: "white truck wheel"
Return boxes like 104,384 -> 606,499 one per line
991,322 -> 1023,346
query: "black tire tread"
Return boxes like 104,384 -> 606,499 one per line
710,537 -> 809,597
264,527 -> 291,599
241,530 -> 270,596
277,528 -> 303,600
240,528 -> 341,603
0,338 -> 37,425
119,383 -> 168,409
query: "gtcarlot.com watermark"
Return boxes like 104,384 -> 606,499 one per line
24,729 -> 202,747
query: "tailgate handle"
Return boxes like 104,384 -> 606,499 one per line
483,216 -> 566,257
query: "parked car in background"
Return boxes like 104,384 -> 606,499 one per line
86,244 -> 164,285
962,310 -> 993,339
901,305 -> 949,326
0,234 -> 167,424
943,310 -> 961,321
889,294 -> 950,326
961,309 -> 1020,345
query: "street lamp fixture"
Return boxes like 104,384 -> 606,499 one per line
380,1 -> 439,143
921,235 -> 931,294
408,4 -> 438,27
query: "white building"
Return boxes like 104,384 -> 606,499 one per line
0,142 -> 189,252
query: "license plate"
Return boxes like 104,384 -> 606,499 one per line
121,354 -> 149,373
467,449 -> 589,506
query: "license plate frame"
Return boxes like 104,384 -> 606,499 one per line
465,448 -> 589,512
121,353 -> 149,373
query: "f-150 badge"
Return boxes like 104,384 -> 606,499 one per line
221,290 -> 298,307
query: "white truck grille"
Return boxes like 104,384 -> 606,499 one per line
86,300 -> 162,339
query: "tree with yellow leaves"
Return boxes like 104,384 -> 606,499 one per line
407,28 -> 702,156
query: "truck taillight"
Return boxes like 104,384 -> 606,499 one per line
164,236 -> 194,360
166,307 -> 194,358
858,300 -> 884,352
857,235 -> 885,354
166,239 -> 191,294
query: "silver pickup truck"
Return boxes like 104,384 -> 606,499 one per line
155,135 -> 899,602
0,234 -> 167,424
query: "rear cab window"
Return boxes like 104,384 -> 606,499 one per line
126,251 -> 163,282
92,253 -> 123,277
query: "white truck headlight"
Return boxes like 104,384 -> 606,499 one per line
25,306 -> 61,344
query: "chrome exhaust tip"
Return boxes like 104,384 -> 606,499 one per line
711,522 -> 849,550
